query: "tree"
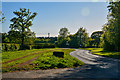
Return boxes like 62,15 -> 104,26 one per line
57,28 -> 70,47
10,8 -> 37,49
69,34 -> 78,48
91,31 -> 103,47
103,1 -> 120,51
2,33 -> 9,43
69,27 -> 88,48
0,11 -> 5,23
75,27 -> 88,48
88,37 -> 94,47
24,31 -> 36,45
58,28 -> 69,38
8,30 -> 21,43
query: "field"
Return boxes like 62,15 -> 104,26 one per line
80,48 -> 120,59
2,48 -> 84,72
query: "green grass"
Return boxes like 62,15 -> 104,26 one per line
2,48 -> 84,72
2,53 -> 41,68
80,48 -> 120,59
2,48 -> 55,63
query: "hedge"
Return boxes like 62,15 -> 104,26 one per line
2,43 -> 20,51
32,43 -> 55,49
2,43 -> 55,51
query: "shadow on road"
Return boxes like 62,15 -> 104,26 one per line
45,56 -> 120,79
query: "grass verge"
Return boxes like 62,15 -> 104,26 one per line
2,48 -> 84,72
2,48 -> 51,63
80,48 -> 120,59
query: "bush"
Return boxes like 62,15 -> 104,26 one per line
32,43 -> 55,49
5,44 -> 11,51
20,44 -> 32,50
2,43 -> 55,51
2,43 -> 20,51
2,43 -> 6,51
10,44 -> 15,51
14,44 -> 20,50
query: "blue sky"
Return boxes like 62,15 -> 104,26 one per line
2,2 -> 108,37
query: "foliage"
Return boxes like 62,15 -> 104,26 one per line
57,27 -> 89,48
9,8 -> 37,49
2,43 -> 20,51
8,30 -> 21,43
69,34 -> 79,48
34,37 -> 57,44
103,1 -> 120,51
58,27 -> 69,38
0,11 -> 5,23
1,33 -> 9,43
69,27 -> 89,48
32,43 -> 55,49
57,28 -> 70,47
2,43 -> 56,51
90,31 -> 103,48
57,37 -> 70,48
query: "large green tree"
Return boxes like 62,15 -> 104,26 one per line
58,27 -> 69,38
57,28 -> 70,47
1,33 -> 9,43
69,34 -> 78,48
10,8 -> 37,49
8,30 -> 21,43
75,27 -> 88,48
69,27 -> 88,48
91,31 -> 103,47
103,1 -> 120,51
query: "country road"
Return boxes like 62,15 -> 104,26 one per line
69,49 -> 120,78
2,49 -> 120,79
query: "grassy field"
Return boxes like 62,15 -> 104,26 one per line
2,48 -> 84,72
80,48 -> 120,59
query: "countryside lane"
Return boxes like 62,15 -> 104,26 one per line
69,49 -> 120,78
2,49 -> 120,79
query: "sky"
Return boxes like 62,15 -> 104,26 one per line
2,0 -> 109,2
2,2 -> 108,37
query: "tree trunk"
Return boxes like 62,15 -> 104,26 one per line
21,25 -> 25,50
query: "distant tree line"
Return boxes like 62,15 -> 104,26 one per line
35,37 -> 57,44
56,27 -> 103,48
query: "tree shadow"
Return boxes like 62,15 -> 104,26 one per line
44,56 -> 120,79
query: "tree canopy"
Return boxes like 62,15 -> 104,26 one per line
103,1 -> 120,51
57,27 -> 70,47
9,8 -> 37,49
0,11 -> 5,23
91,31 -> 103,47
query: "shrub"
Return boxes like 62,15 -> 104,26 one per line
32,43 -> 55,49
2,43 -> 6,51
5,44 -> 11,51
14,44 -> 20,51
20,44 -> 32,50
10,44 -> 15,51
2,43 -> 55,51
2,43 -> 20,51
